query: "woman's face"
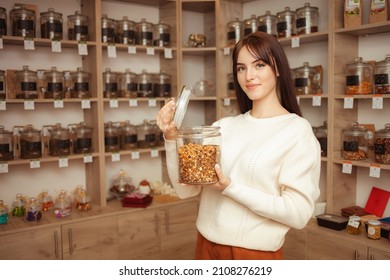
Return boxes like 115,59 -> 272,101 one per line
236,46 -> 277,102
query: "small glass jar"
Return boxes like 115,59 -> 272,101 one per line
258,11 -> 278,37
0,7 -> 7,36
342,123 -> 368,160
367,220 -> 381,240
177,126 -> 221,185
10,7 -> 36,38
38,189 -> 53,212
346,57 -> 373,94
294,62 -> 321,95
115,16 -> 135,45
109,169 -> 135,200
12,193 -> 25,217
0,70 -> 5,100
101,14 -> 116,43
346,215 -> 362,235
227,73 -> 235,97
0,200 -> 9,225
67,11 -> 89,41
25,197 -> 42,222
15,65 -> 38,99
135,18 -> 153,46
153,20 -> 170,47
137,70 -> 153,97
374,123 -> 390,164
72,122 -> 93,154
119,68 -> 137,98
374,54 -> 390,94
103,68 -> 119,98
40,8 -> 63,40
43,67 -> 65,99
74,188 -> 92,211
276,7 -> 296,38
69,67 -> 90,98
120,120 -> 138,150
53,191 -> 71,218
296,2 -> 319,35
0,125 -> 14,161
137,119 -> 156,148
153,70 -> 171,97
49,123 -> 70,156
243,15 -> 258,36
104,121 -> 120,153
315,121 -> 327,157
226,18 -> 243,46
20,124 -> 42,159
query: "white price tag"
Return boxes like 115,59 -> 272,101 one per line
111,152 -> 120,162
109,99 -> 119,108
107,44 -> 117,58
291,37 -> 300,48
51,40 -> 62,52
83,154 -> 93,163
24,39 -> 35,50
24,100 -> 35,110
146,47 -> 155,55
81,99 -> 91,109
369,164 -> 381,178
312,95 -> 321,107
164,48 -> 173,59
148,99 -> 157,107
372,96 -> 383,109
129,99 -> 138,107
131,151 -> 140,160
151,149 -> 159,158
78,42 -> 88,56
342,161 -> 353,174
59,157 -> 68,168
54,100 -> 64,108
30,159 -> 40,169
0,163 -> 8,173
0,101 -> 6,110
128,46 -> 137,54
223,98 -> 231,106
223,47 -> 230,55
344,97 -> 354,109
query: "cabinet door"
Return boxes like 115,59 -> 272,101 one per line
283,228 -> 306,260
368,246 -> 390,260
62,216 -> 118,260
0,226 -> 62,260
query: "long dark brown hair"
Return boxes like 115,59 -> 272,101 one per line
232,31 -> 302,117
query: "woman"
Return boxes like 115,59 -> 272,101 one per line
156,31 -> 321,260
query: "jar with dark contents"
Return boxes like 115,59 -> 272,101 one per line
153,20 -> 170,47
227,73 -> 235,97
40,8 -> 63,40
276,7 -> 296,38
120,120 -> 138,150
101,14 -> 116,43
15,65 -> 38,99
315,121 -> 327,157
296,2 -> 319,35
103,68 -> 119,98
72,122 -> 93,154
69,67 -> 90,98
115,16 -> 135,45
226,18 -> 243,46
374,54 -> 390,94
137,119 -> 156,148
119,68 -> 137,98
294,62 -> 321,95
0,7 -> 7,36
150,120 -> 164,147
20,125 -> 42,159
37,189 -> 53,212
374,123 -> 390,164
258,11 -> 278,37
137,70 -> 153,97
49,123 -> 70,156
243,15 -> 258,36
24,197 -> 42,222
342,123 -> 368,160
53,191 -> 71,218
153,70 -> 171,97
67,11 -> 88,41
0,125 -> 14,161
12,193 -> 25,217
104,121 -> 120,152
0,200 -> 9,225
10,7 -> 35,38
43,67 -> 65,99
0,70 -> 5,100
135,18 -> 153,46
109,169 -> 135,200
346,57 -> 373,94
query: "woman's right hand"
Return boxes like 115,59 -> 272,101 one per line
156,98 -> 177,140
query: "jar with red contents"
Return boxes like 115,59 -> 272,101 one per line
38,189 -> 53,212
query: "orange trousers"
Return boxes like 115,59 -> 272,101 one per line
195,232 -> 283,260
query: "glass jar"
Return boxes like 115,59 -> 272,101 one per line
74,188 -> 92,211
120,120 -> 138,150
153,70 -> 171,97
226,18 -> 243,46
294,62 -> 321,95
367,220 -> 381,240
135,18 -> 153,46
0,125 -> 14,161
104,121 -> 120,153
119,68 -> 137,98
25,197 -> 42,222
15,65 -> 38,99
227,73 -> 235,97
0,200 -> 9,225
115,16 -> 135,45
103,68 -> 119,98
10,7 -> 35,38
38,189 -> 53,212
258,11 -> 278,37
40,8 -> 63,40
49,123 -> 70,156
374,54 -> 390,94
109,169 -> 135,200
193,79 -> 213,96
150,119 -> 164,147
101,14 -> 116,43
346,57 -> 373,94
137,70 -> 153,97
72,122 -> 93,154
346,215 -> 362,235
342,123 -> 368,160
276,7 -> 296,38
177,126 -> 221,185
374,123 -> 390,164
296,2 -> 319,35
12,193 -> 25,217
137,119 -> 156,148
43,67 -> 65,99
0,70 -> 5,100
153,20 -> 170,47
315,121 -> 327,157
0,7 -> 7,36
69,67 -> 90,98
243,15 -> 258,36
67,11 -> 88,41
53,191 -> 71,218
20,124 -> 42,159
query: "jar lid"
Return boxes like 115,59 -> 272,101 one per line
173,86 -> 191,129
368,220 -> 381,226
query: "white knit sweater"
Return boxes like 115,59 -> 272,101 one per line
165,112 -> 321,251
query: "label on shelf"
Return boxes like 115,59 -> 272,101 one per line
342,161 -> 353,174
30,159 -> 40,169
78,43 -> 88,56
369,164 -> 381,178
0,100 -> 5,110
24,39 -> 35,50
59,157 -> 68,168
51,41 -> 61,53
344,97 -> 354,109
24,100 -> 35,110
0,163 -> 8,173
372,95 -> 383,109
164,48 -> 173,59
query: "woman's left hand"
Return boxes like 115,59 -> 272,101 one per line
207,164 -> 231,191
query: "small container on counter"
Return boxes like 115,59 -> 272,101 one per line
137,70 -> 153,97
43,67 -> 65,99
0,7 -> 7,36
258,11 -> 277,37
243,15 -> 258,36
48,123 -> 70,156
346,215 -> 362,235
73,187 -> 92,211
119,68 -> 138,98
109,169 -> 136,200
24,197 -> 42,222
115,16 -> 135,45
120,120 -> 138,150
10,6 -> 36,38
346,57 -> 373,94
226,18 -> 243,46
342,123 -> 368,160
69,67 -> 91,98
135,18 -> 153,46
103,68 -> 119,98
12,193 -> 26,217
0,200 -> 9,225
374,123 -> 390,164
19,124 -> 42,159
315,121 -> 327,157
0,125 -> 14,161
367,220 -> 381,240
0,70 -> 6,100
37,189 -> 53,212
71,122 -> 93,154
101,14 -> 116,43
152,70 -> 171,97
53,190 -> 71,218
374,54 -> 390,94
276,7 -> 296,38
153,20 -> 170,47
296,2 -> 319,35
104,121 -> 120,153
40,8 -> 63,40
67,11 -> 89,41
15,65 -> 38,99
137,119 -> 157,148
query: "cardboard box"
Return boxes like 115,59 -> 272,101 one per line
344,0 -> 363,28
370,0 -> 390,23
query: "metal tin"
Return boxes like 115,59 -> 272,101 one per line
40,8 -> 63,40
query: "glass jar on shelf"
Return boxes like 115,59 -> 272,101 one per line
119,68 -> 137,98
135,18 -> 153,46
293,62 -> 321,95
152,70 -> 171,97
342,123 -> 368,160
20,124 -> 42,159
10,6 -> 36,38
24,197 -> 42,222
137,119 -> 156,148
153,20 -> 170,47
0,200 -> 9,225
120,120 -> 138,150
15,65 -> 38,99
40,8 -> 63,40
137,70 -> 153,97
115,16 -> 135,45
43,66 -> 65,99
49,123 -> 70,156
276,7 -> 296,38
258,11 -> 277,37
374,123 -> 390,164
71,122 -> 93,154
104,121 -> 120,153
346,57 -> 373,94
12,193 -> 26,217
315,121 -> 327,157
101,14 -> 116,43
243,15 -> 258,36
0,7 -> 7,36
226,18 -> 243,46
296,2 -> 319,35
227,73 -> 235,97
53,190 -> 71,219
37,189 -> 53,212
109,169 -> 136,200
67,11 -> 89,41
103,68 -> 119,98
0,125 -> 14,161
69,67 -> 91,98
74,188 -> 92,211
0,69 -> 6,100
374,54 -> 390,94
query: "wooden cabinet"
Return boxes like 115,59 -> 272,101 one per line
367,246 -> 390,260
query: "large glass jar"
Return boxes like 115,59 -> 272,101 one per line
243,15 -> 258,36
374,123 -> 390,164
67,11 -> 89,41
120,120 -> 138,150
10,7 -> 36,38
135,18 -> 153,46
119,68 -> 137,98
374,54 -> 390,94
137,119 -> 156,148
258,11 -> 278,37
103,68 -> 119,98
226,18 -> 243,46
72,122 -> 93,154
0,7 -> 7,36
294,62 -> 321,95
109,169 -> 136,200
0,70 -> 5,100
104,121 -> 120,152
101,14 -> 116,43
15,65 -> 38,99
43,66 -> 65,99
296,2 -> 319,35
20,124 -> 42,159
0,200 -> 9,225
342,123 -> 368,160
153,20 -> 170,47
38,189 -> 53,212
315,121 -> 327,157
153,70 -> 171,97
150,119 -> 164,147
346,57 -> 373,94
0,125 -> 14,161
137,70 -> 153,97
40,8 -> 63,40
24,197 -> 42,222
115,16 -> 135,45
12,193 -> 25,217
69,67 -> 90,98
49,123 -> 70,156
177,126 -> 221,185
276,7 -> 296,38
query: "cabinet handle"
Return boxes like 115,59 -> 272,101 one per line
54,230 -> 59,259
155,213 -> 160,236
354,250 -> 360,260
370,254 -> 375,260
68,228 -> 73,256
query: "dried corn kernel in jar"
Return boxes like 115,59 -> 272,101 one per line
367,220 -> 381,240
